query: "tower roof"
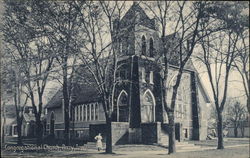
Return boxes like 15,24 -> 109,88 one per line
120,2 -> 156,30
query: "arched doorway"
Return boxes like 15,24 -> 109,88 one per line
112,90 -> 129,122
50,112 -> 55,136
141,89 -> 155,123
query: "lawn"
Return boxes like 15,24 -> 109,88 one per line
2,144 -> 249,158
2,138 -> 249,158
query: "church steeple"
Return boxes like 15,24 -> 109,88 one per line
132,1 -> 139,6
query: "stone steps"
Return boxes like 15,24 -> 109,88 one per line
158,140 -> 202,151
176,141 -> 202,151
84,142 -> 106,150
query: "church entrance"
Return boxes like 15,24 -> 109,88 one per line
175,123 -> 182,142
141,90 -> 155,123
112,90 -> 129,122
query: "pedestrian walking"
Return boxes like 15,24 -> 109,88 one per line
94,133 -> 103,151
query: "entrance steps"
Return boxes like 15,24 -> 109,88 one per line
84,142 -> 106,150
176,141 -> 203,152
158,140 -> 203,152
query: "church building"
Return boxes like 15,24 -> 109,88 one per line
45,3 -> 210,145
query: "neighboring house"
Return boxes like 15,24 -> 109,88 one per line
45,2 -> 211,145
7,106 -> 36,137
227,117 -> 250,137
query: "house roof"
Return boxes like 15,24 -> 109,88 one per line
23,113 -> 35,122
45,65 -> 101,109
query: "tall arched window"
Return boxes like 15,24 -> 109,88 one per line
149,38 -> 154,57
112,90 -> 129,122
141,90 -> 155,123
142,35 -> 146,55
50,112 -> 55,135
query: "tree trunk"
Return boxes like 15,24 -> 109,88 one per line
217,112 -> 224,149
168,112 -> 176,154
240,122 -> 245,138
105,118 -> 113,153
36,119 -> 43,146
63,57 -> 70,146
234,126 -> 238,137
1,102 -> 6,148
17,120 -> 23,145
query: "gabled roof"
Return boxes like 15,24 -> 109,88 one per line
189,60 -> 211,103
45,64 -> 101,109
120,2 -> 156,30
23,113 -> 35,122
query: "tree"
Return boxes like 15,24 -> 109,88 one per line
144,1 -> 207,154
1,46 -> 30,145
226,101 -> 247,137
208,104 -> 229,134
75,1 -> 126,153
10,58 -> 29,145
233,29 -> 249,113
196,1 -> 248,149
2,0 -> 55,145
42,0 -> 85,145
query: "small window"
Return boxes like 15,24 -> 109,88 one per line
141,68 -> 146,83
80,106 -> 82,121
83,105 -> 86,121
178,104 -> 182,118
91,104 -> 94,120
87,105 -> 90,121
142,35 -> 146,55
149,38 -> 154,57
149,71 -> 154,84
183,104 -> 187,119
145,71 -> 150,83
76,106 -> 79,121
95,103 -> 98,120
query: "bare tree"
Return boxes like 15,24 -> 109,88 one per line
1,47 -> 30,145
2,0 -> 55,145
233,30 -> 249,113
196,1 -> 248,149
226,101 -> 247,137
75,1 -> 126,153
144,1 -> 207,154
43,1 -> 85,145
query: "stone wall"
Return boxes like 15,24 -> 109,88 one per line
89,122 -> 129,145
141,122 -> 161,144
111,122 -> 129,145
128,128 -> 142,143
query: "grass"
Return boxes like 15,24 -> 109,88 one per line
2,138 -> 249,158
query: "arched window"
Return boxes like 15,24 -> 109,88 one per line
149,38 -> 154,57
50,112 -> 55,135
141,90 -> 155,123
142,35 -> 146,55
112,90 -> 129,122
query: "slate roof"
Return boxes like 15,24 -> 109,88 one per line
45,64 -> 101,109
